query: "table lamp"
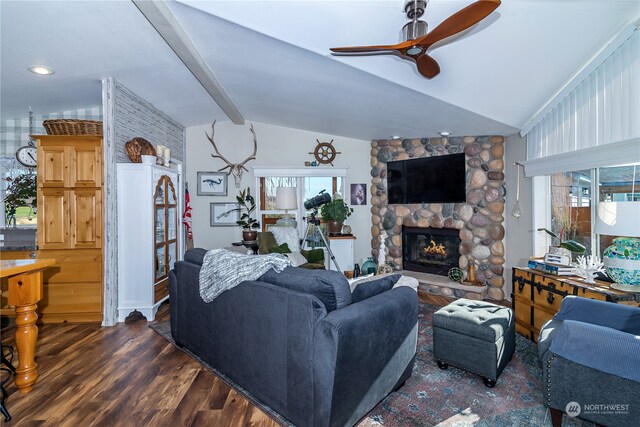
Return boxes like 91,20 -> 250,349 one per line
275,187 -> 297,227
595,201 -> 640,292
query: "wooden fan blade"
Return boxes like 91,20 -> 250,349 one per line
330,42 -> 409,54
416,54 -> 440,78
418,0 -> 500,49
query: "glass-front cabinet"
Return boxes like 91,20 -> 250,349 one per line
117,163 -> 182,323
154,175 -> 178,297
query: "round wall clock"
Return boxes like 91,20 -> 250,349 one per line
16,145 -> 37,167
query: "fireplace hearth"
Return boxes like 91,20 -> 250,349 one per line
403,226 -> 461,276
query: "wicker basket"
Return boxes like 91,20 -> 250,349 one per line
125,137 -> 157,163
43,119 -> 103,136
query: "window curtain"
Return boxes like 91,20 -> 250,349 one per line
523,29 -> 639,176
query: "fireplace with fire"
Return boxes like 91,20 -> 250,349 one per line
402,226 -> 461,275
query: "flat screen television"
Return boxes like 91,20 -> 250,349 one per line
387,153 -> 466,204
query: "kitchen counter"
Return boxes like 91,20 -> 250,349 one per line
0,245 -> 37,252
0,227 -> 37,252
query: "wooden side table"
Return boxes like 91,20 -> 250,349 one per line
1,259 -> 55,394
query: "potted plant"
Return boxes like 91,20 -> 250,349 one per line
3,173 -> 37,227
234,187 -> 260,241
537,227 -> 586,255
320,196 -> 353,234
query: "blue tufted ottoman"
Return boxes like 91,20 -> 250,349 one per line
432,298 -> 515,387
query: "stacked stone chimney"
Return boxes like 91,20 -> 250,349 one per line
370,135 -> 506,301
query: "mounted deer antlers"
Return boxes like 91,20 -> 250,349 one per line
205,120 -> 258,188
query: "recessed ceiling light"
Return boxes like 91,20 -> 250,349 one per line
391,135 -> 401,140
439,131 -> 451,137
28,65 -> 55,75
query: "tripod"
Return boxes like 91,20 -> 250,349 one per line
302,208 -> 341,272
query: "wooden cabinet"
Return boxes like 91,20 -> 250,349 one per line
38,188 -> 68,250
117,163 -> 182,322
69,188 -> 102,249
38,136 -> 102,188
34,135 -> 104,323
512,267 -> 640,342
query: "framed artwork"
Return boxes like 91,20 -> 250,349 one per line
350,183 -> 367,205
210,202 -> 240,227
197,171 -> 228,196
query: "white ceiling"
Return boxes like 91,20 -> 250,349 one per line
1,0 -> 638,140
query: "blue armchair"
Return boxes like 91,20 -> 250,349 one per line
537,296 -> 640,427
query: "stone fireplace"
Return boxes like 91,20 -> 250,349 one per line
403,226 -> 461,275
370,135 -> 506,301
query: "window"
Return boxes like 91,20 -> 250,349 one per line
254,168 -> 347,248
1,157 -> 37,228
550,170 -> 592,255
544,163 -> 639,258
597,164 -> 640,257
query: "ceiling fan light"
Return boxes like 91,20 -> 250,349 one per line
402,20 -> 428,42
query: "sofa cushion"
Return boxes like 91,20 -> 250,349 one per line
184,248 -> 208,265
269,243 -> 291,254
286,251 -> 308,267
271,226 -> 301,252
258,232 -> 277,254
351,274 -> 401,303
260,266 -> 351,312
301,248 -> 324,264
299,262 -> 325,270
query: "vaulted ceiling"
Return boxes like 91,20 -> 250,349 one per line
1,1 -> 637,140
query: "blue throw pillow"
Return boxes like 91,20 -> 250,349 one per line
259,266 -> 351,312
351,274 -> 402,303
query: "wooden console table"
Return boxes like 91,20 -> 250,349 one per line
1,259 -> 55,394
512,267 -> 640,342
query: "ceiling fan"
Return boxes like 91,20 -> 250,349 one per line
330,0 -> 501,79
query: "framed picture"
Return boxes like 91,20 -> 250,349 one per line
197,171 -> 228,196
210,202 -> 240,227
350,183 -> 367,205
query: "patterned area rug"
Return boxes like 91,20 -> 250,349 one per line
150,303 -> 592,427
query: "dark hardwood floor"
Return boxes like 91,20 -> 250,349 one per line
1,292 -> 508,426
0,303 -> 280,427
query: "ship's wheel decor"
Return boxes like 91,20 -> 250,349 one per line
310,139 -> 341,166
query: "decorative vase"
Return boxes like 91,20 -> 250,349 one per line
326,220 -> 343,234
602,237 -> 640,289
242,230 -> 258,242
362,257 -> 377,275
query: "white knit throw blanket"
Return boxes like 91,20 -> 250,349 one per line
199,248 -> 291,303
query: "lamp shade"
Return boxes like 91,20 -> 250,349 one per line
595,201 -> 640,237
275,187 -> 297,210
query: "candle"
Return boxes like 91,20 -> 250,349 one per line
156,145 -> 164,156
164,148 -> 170,159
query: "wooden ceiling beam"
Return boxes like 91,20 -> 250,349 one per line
132,0 -> 244,124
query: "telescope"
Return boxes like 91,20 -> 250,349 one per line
304,190 -> 331,210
